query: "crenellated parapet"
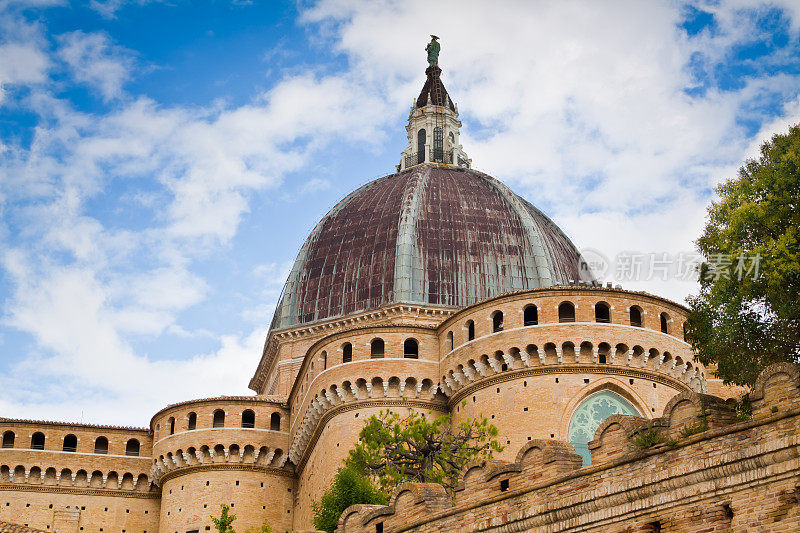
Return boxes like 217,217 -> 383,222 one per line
149,396 -> 290,485
336,363 -> 800,533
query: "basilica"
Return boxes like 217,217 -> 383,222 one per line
1,43 -> 799,533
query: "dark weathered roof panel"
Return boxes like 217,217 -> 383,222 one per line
270,165 -> 591,330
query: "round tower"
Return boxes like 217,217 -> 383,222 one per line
150,397 -> 293,532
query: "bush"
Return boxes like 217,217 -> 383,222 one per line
630,425 -> 665,450
312,466 -> 387,533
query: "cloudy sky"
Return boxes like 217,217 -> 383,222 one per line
1,0 -> 799,427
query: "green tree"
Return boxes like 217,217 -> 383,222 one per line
686,125 -> 800,386
312,465 -> 387,533
211,504 -> 236,533
346,408 -> 502,494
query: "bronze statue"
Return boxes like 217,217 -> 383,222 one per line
426,35 -> 440,68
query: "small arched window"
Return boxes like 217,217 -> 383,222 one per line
683,322 -> 688,342
270,412 -> 281,431
523,305 -> 538,326
417,128 -> 426,164
321,350 -> 327,370
242,409 -> 255,428
94,436 -> 108,455
595,302 -> 611,323
168,417 -> 175,435
2,431 -> 15,449
342,343 -> 352,363
446,331 -> 454,351
187,412 -> 197,431
125,439 -> 140,457
630,306 -> 643,327
63,434 -> 77,452
466,320 -> 475,341
370,338 -> 385,359
558,302 -> 575,323
404,339 -> 419,359
492,311 -> 504,332
213,409 -> 225,428
660,312 -> 670,333
31,432 -> 45,450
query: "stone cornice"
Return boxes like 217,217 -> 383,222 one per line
0,483 -> 161,499
249,303 -> 457,393
447,364 -> 693,406
158,463 -> 295,484
294,398 -> 448,474
0,418 -> 148,433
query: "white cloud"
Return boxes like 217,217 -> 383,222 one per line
302,0 -> 800,305
3,0 -> 800,426
299,177 -> 331,194
57,31 -> 133,101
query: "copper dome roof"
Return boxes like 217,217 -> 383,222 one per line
271,164 -> 592,330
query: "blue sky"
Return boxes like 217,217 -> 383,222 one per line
2,0 -> 800,426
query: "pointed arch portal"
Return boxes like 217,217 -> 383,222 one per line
567,391 -> 639,466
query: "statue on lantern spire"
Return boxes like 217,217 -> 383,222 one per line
426,35 -> 440,68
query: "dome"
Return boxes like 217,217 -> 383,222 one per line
271,164 -> 592,330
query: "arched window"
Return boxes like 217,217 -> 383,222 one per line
466,320 -> 475,341
568,391 -> 639,466
270,412 -> 281,431
417,128 -> 426,164
94,437 -> 108,454
31,432 -> 45,450
630,306 -> 643,327
433,126 -> 443,162
213,410 -> 225,428
660,313 -> 670,334
558,302 -> 575,323
448,131 -> 455,144
125,439 -> 140,457
241,409 -> 255,428
595,302 -> 611,323
63,434 -> 77,452
446,331 -> 453,351
682,322 -> 688,342
404,339 -> 419,359
321,350 -> 327,370
168,417 -> 175,435
187,412 -> 197,431
370,338 -> 384,359
492,311 -> 504,332
342,343 -> 352,363
523,305 -> 538,326
2,431 -> 15,449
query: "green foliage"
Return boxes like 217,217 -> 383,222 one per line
733,393 -> 753,421
312,465 -> 387,533
211,505 -> 236,533
686,125 -> 800,387
211,506 -> 271,533
679,421 -> 709,439
630,425 -> 665,450
346,408 -> 503,494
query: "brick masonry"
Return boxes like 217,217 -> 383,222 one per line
0,287 -> 775,533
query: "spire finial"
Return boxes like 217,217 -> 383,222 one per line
426,35 -> 440,68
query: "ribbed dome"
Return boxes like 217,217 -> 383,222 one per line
271,164 -> 592,330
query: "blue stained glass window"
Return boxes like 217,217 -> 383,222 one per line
568,391 -> 639,466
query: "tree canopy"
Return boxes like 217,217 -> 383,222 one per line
686,125 -> 800,386
312,465 -> 387,533
346,408 -> 502,494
